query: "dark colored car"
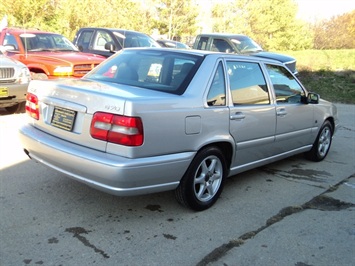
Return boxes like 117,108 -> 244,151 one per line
193,33 -> 297,74
73,27 -> 160,58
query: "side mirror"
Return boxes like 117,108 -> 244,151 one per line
104,42 -> 116,52
302,92 -> 319,104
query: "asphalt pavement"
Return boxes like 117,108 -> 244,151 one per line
0,104 -> 354,266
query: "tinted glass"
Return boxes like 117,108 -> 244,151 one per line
212,39 -> 234,53
85,49 -> 204,95
3,34 -> 19,50
207,62 -> 226,106
266,64 -> 305,104
112,31 -> 159,49
227,61 -> 269,105
20,33 -> 78,51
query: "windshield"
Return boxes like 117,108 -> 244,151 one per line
230,36 -> 263,53
112,31 -> 160,49
85,49 -> 203,95
20,33 -> 78,52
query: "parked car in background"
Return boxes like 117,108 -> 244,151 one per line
19,48 -> 338,211
156,39 -> 190,49
0,27 -> 105,79
73,27 -> 160,58
193,33 -> 297,74
0,48 -> 30,113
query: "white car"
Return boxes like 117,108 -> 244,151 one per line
19,48 -> 338,211
0,48 -> 31,113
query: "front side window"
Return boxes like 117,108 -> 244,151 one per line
227,61 -> 269,105
3,34 -> 19,50
266,64 -> 305,104
94,30 -> 114,51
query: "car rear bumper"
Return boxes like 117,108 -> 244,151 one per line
0,83 -> 28,107
19,124 -> 195,196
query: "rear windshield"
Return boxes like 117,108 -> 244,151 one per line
85,49 -> 204,95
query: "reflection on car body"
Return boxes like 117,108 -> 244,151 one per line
19,48 -> 338,211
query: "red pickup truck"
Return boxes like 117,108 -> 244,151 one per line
0,28 -> 105,79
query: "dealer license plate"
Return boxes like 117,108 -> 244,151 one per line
0,87 -> 9,98
51,107 -> 77,131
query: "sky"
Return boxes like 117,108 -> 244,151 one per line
295,0 -> 355,22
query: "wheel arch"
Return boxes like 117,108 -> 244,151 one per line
196,141 -> 234,173
325,117 -> 335,133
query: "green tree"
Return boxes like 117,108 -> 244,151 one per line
152,0 -> 199,41
57,0 -> 147,39
210,0 -> 313,50
0,0 -> 60,31
313,10 -> 355,49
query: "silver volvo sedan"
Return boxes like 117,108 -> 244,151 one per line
19,48 -> 338,211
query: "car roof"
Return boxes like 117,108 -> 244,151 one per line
79,27 -> 149,35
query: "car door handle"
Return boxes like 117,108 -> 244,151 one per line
230,112 -> 245,120
277,108 -> 287,117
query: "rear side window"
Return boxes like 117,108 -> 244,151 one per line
207,62 -> 226,106
196,37 -> 209,50
227,61 -> 269,105
76,30 -> 94,50
86,49 -> 204,95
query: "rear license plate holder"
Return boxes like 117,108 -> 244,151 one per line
51,107 -> 77,131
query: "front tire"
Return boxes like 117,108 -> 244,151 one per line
175,146 -> 227,211
305,121 -> 333,162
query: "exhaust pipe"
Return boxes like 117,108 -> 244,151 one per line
23,149 -> 32,159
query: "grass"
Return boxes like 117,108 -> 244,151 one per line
279,49 -> 355,104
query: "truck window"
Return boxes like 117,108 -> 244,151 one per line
3,34 -> 19,50
93,30 -> 114,51
77,30 -> 94,50
196,36 -> 209,50
212,39 -> 234,53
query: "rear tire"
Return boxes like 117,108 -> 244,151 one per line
305,121 -> 333,162
175,146 -> 227,211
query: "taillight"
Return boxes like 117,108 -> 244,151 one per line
26,93 -> 39,120
90,112 -> 143,146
